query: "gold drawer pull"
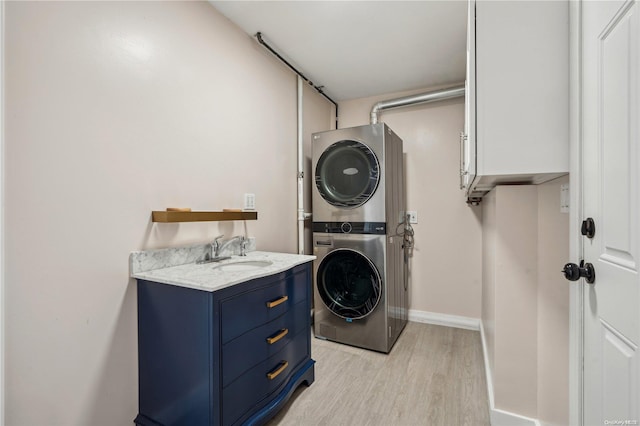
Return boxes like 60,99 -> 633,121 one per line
266,361 -> 289,380
266,295 -> 288,308
266,328 -> 289,345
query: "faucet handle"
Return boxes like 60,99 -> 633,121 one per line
240,236 -> 248,256
212,235 -> 224,257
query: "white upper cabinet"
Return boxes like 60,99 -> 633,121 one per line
462,0 -> 569,203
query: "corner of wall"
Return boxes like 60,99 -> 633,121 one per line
480,321 -> 541,426
480,178 -> 570,425
482,185 -> 539,419
535,175 -> 570,426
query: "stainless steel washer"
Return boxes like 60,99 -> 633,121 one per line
313,232 -> 407,353
312,123 -> 407,353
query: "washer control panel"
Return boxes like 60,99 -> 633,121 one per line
313,222 -> 386,234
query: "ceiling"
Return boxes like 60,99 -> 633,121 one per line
210,1 -> 467,101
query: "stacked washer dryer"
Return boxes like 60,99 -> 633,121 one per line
312,123 -> 408,353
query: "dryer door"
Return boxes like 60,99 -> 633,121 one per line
316,248 -> 382,320
315,140 -> 380,208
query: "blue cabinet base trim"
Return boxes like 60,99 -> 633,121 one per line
244,359 -> 316,426
134,413 -> 165,426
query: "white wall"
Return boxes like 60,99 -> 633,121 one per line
0,1 -> 5,422
482,185 -> 539,418
481,177 -> 570,424
537,176 -> 570,426
4,2 -> 332,424
339,88 -> 483,319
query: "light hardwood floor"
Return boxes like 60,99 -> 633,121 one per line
268,321 -> 491,426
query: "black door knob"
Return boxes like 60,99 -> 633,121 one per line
562,260 -> 596,284
562,263 -> 581,281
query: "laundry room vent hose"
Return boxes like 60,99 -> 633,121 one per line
370,85 -> 465,124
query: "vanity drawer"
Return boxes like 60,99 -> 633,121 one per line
221,300 -> 308,387
220,267 -> 308,344
222,330 -> 308,426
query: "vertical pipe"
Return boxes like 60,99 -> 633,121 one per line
297,76 -> 305,255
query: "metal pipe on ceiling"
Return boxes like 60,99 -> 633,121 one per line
255,32 -> 339,129
370,84 -> 465,124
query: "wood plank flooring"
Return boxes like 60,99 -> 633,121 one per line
268,321 -> 490,426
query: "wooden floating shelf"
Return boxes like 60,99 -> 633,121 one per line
152,211 -> 258,223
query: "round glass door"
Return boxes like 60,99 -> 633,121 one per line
317,249 -> 382,319
315,140 -> 380,208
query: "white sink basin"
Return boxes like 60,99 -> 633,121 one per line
212,260 -> 273,273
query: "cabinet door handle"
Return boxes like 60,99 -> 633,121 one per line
459,131 -> 468,190
266,328 -> 289,345
266,295 -> 288,308
266,361 -> 289,380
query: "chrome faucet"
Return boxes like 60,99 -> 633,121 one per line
212,235 -> 225,258
197,235 -> 246,264
197,235 -> 226,264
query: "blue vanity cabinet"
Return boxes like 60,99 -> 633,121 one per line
134,262 -> 315,426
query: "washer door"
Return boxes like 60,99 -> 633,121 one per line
316,248 -> 382,319
315,140 -> 380,208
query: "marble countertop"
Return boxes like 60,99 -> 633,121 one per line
130,249 -> 316,292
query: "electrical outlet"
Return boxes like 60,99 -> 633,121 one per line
407,211 -> 418,224
244,193 -> 256,211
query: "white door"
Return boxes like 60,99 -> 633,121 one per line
582,0 -> 640,424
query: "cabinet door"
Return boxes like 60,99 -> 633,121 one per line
137,281 -> 213,426
462,0 -> 476,193
463,0 -> 569,201
475,1 -> 568,176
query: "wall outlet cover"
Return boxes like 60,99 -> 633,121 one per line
407,211 -> 418,224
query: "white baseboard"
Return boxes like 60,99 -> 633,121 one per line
490,409 -> 539,426
408,309 -> 481,330
479,322 -> 540,426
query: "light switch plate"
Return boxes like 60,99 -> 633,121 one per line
560,184 -> 569,213
244,193 -> 256,211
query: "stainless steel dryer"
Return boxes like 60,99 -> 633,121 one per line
312,123 -> 407,353
313,231 -> 407,353
312,123 -> 403,224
